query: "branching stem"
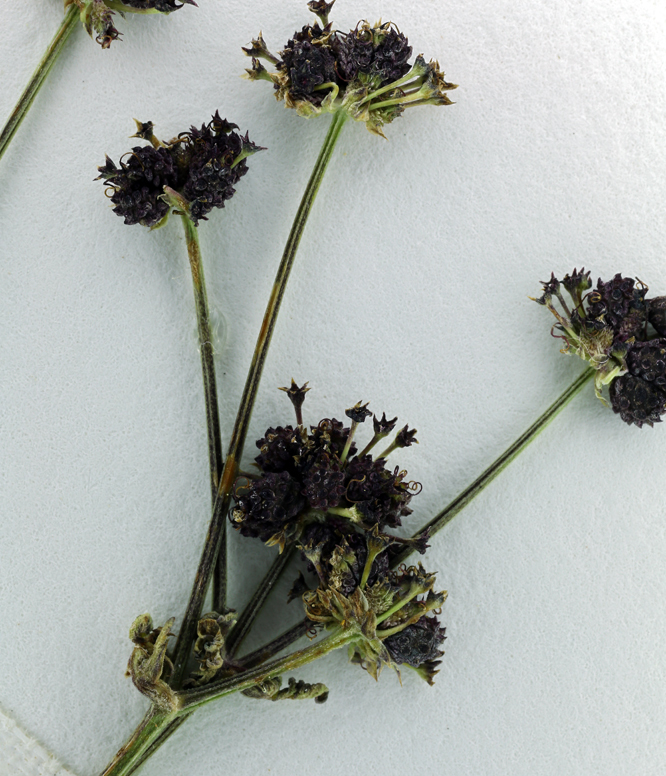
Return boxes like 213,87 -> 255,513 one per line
170,109 -> 349,686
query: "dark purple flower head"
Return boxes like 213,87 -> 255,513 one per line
97,145 -> 176,227
384,616 -> 446,668
534,269 -> 666,423
97,114 -> 261,228
610,374 -> 666,428
243,4 -> 456,135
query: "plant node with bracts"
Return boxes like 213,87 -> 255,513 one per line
534,269 -> 666,427
242,0 -> 457,136
66,0 -> 196,48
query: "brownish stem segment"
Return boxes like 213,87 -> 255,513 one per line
0,6 -> 79,163
234,618 -> 312,670
225,545 -> 296,659
170,109 -> 349,688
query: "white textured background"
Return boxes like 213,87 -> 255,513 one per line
2,1 -> 666,774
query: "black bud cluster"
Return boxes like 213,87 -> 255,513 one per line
121,0 -> 196,10
345,456 -> 413,529
243,3 -> 456,135
97,146 -> 176,227
97,113 -> 259,227
383,616 -> 446,667
232,471 -> 305,543
333,25 -> 412,85
536,270 -> 666,427
278,21 -> 411,105
231,407 -> 415,543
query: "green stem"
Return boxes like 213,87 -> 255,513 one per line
98,707 -> 175,776
107,619 -> 313,776
390,367 -> 595,567
225,545 -> 296,659
172,109 -> 349,687
0,6 -> 79,164
181,216 -> 223,506
178,627 -> 353,712
120,715 -> 190,776
99,627 -> 351,775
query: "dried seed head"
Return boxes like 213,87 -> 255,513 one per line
243,4 -> 456,134
98,114 -> 262,228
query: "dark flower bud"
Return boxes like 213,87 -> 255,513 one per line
97,145 -> 176,227
130,119 -> 158,144
561,267 -> 592,305
231,471 -> 306,544
308,0 -> 335,26
279,380 -> 310,425
610,373 -> 666,428
396,425 -> 418,448
281,31 -> 337,102
308,418 -> 355,460
345,401 -> 371,424
302,452 -> 345,510
244,6 -> 456,134
534,270 -> 658,414
383,616 -> 446,668
648,297 -> 666,336
345,457 -> 414,529
373,412 -> 397,436
626,340 -> 666,388
586,274 -> 647,340
255,425 -> 306,476
369,25 -> 413,85
242,33 -> 280,64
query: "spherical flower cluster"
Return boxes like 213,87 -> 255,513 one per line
242,1 -> 456,136
231,386 -> 446,681
97,113 -> 261,227
231,411 -> 417,548
535,269 -> 666,427
71,0 -> 196,49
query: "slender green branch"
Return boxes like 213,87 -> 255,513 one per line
0,6 -> 79,163
171,109 -> 349,686
234,619 -> 312,670
177,627 -> 353,712
390,367 -> 595,567
225,545 -> 296,659
108,619 -> 312,776
182,215 -> 223,505
120,715 -> 190,776
99,707 -> 175,776
101,369 -> 594,775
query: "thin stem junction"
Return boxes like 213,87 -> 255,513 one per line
170,109 -> 349,686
